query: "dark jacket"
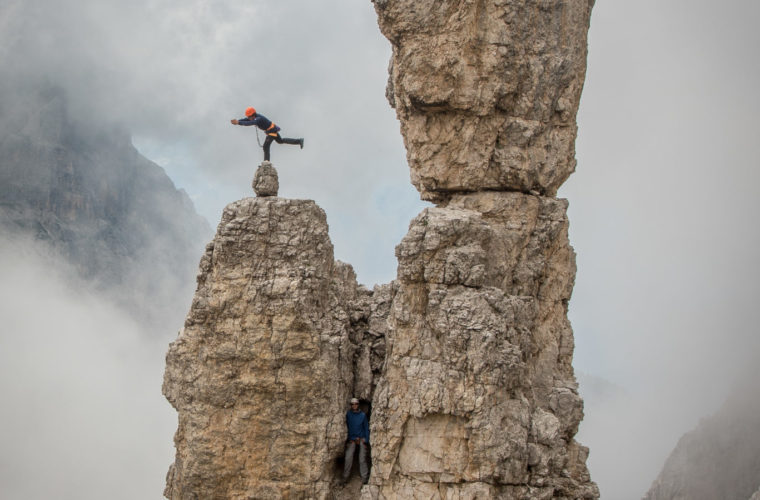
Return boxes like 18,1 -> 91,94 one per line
346,409 -> 369,444
237,114 -> 281,134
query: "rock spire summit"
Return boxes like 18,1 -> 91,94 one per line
253,161 -> 279,197
163,0 -> 598,497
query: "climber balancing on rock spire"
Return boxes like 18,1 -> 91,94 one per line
231,107 -> 304,162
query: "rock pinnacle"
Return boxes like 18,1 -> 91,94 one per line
252,161 -> 279,197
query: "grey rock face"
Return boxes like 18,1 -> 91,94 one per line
362,0 -> 597,497
253,161 -> 279,197
163,0 -> 597,497
644,369 -> 760,500
373,0 -> 595,201
0,84 -> 210,329
163,196 -> 383,499
348,282 -> 394,402
364,192 -> 596,499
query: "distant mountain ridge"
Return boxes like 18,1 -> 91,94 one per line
644,366 -> 760,500
0,83 -> 211,330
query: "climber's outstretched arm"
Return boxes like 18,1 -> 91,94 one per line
231,118 -> 256,126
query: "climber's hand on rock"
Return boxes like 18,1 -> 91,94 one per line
231,119 -> 238,125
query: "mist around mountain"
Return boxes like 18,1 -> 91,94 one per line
644,364 -> 760,500
0,80 -> 212,498
575,366 -> 760,500
0,239 -> 178,499
0,80 -> 211,331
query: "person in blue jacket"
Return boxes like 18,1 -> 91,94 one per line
230,107 -> 304,161
342,397 -> 370,484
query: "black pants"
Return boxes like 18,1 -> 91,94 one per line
263,134 -> 301,161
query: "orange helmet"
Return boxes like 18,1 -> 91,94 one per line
245,107 -> 256,117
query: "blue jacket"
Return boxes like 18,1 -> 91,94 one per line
237,113 -> 280,134
346,410 -> 369,444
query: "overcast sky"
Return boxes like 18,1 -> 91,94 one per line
2,0 -> 759,498
567,1 -> 760,496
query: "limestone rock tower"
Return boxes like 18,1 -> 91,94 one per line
364,0 -> 598,497
162,1 -> 597,498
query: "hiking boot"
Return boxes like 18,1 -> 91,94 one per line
299,138 -> 304,149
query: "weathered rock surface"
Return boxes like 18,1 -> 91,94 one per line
253,161 -> 279,197
348,282 -> 395,403
374,0 -> 595,201
364,192 -> 596,499
164,0 -> 597,498
163,196 -> 377,499
361,0 -> 597,497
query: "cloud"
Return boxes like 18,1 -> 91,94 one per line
1,0 -> 427,285
3,0 -> 760,497
0,235 -> 176,500
564,0 -> 760,496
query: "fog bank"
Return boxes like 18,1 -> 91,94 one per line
0,237 -> 176,500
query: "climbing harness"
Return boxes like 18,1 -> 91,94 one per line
256,122 -> 279,145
